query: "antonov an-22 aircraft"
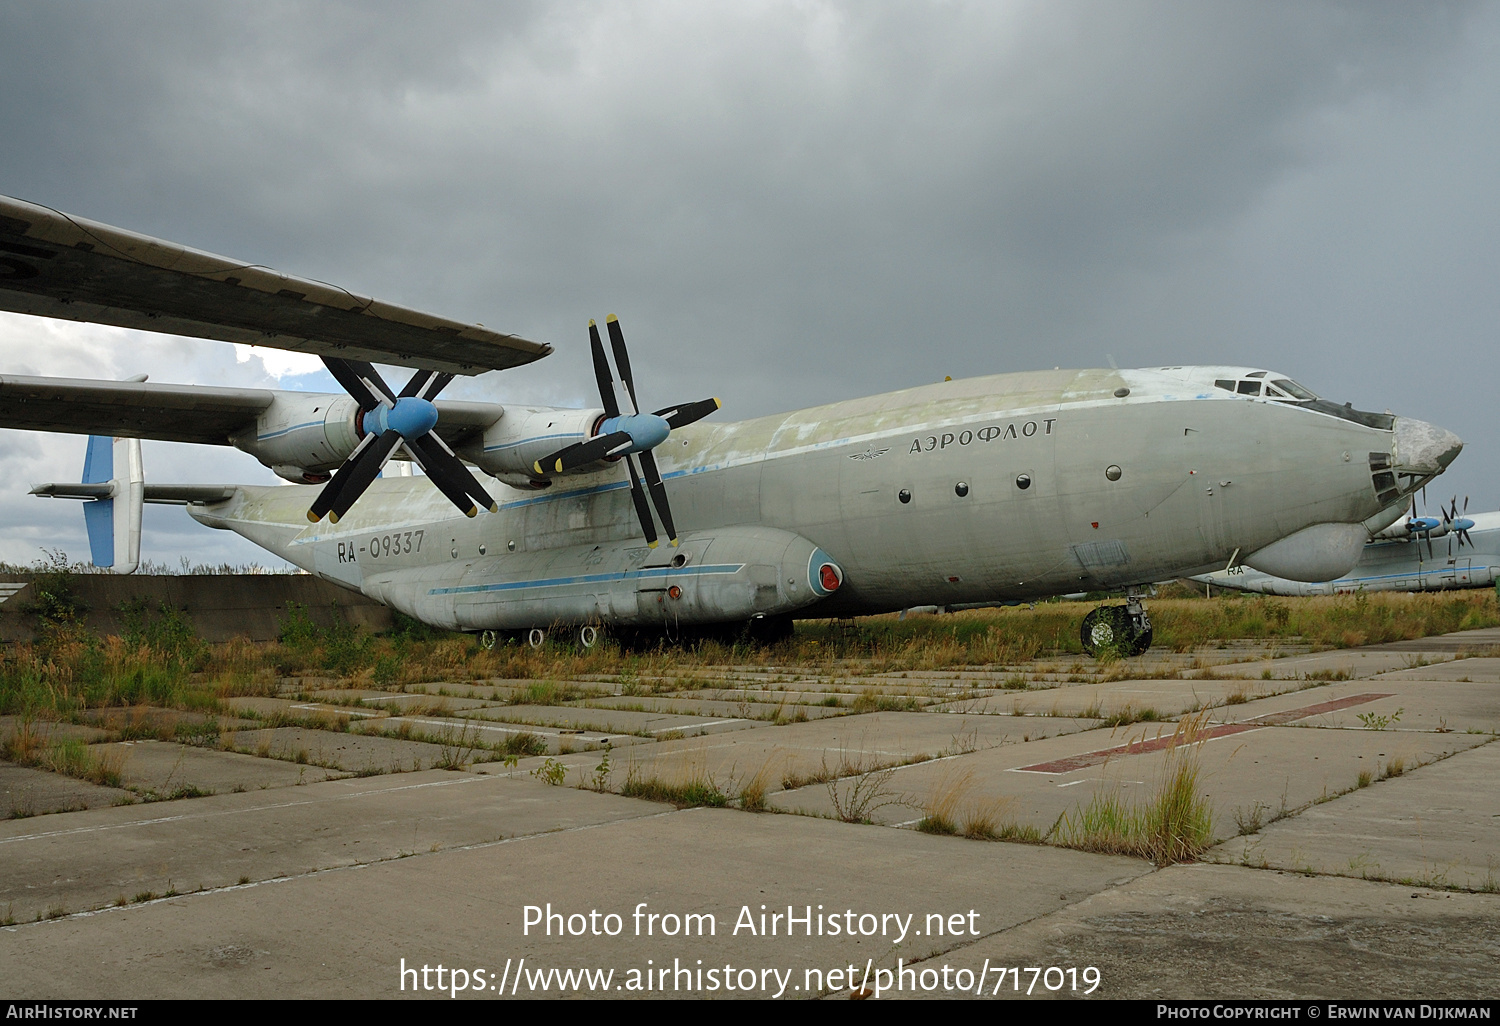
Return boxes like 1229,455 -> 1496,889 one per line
0,195 -> 1465,655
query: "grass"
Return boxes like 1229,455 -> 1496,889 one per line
619,756 -> 729,807
1054,713 -> 1215,865
914,768 -> 1038,841
1,724 -> 127,788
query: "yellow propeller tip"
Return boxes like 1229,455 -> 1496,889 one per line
588,318 -> 596,327
465,507 -> 478,518
605,314 -> 618,323
328,513 -> 340,525
647,540 -> 659,549
533,462 -> 544,475
713,398 -> 722,408
554,460 -> 564,473
669,538 -> 679,547
488,503 -> 498,514
306,511 -> 320,523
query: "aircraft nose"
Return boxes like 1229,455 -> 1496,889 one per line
1392,417 -> 1463,475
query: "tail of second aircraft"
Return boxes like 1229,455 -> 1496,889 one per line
30,435 -> 144,574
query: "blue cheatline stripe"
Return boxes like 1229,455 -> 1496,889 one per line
483,432 -> 584,453
427,562 -> 745,596
1328,566 -> 1499,587
257,420 -> 323,441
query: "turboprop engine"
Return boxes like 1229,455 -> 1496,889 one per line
228,392 -> 362,483
472,405 -> 608,484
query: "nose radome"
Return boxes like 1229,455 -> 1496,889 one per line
1393,417 -> 1463,475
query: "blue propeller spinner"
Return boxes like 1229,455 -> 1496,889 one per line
532,315 -> 720,548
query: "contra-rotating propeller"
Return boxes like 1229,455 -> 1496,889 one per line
307,357 -> 497,524
1444,495 -> 1475,552
532,315 -> 720,547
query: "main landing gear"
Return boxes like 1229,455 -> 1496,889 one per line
1080,591 -> 1153,658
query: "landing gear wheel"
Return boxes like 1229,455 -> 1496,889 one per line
1081,605 -> 1152,657
479,629 -> 498,651
573,624 -> 602,651
526,627 -> 547,650
741,614 -> 794,646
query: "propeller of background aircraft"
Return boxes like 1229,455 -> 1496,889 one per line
307,358 -> 497,524
533,315 -> 720,547
1400,493 -> 1475,558
1444,495 -> 1475,552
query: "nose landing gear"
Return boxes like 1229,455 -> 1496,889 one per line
1080,592 -> 1153,658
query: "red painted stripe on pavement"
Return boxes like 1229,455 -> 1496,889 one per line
1245,692 -> 1394,725
1012,692 -> 1397,775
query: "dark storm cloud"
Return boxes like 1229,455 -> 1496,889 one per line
0,1 -> 1494,565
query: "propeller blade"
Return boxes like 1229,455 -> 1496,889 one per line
638,448 -> 678,546
404,432 -> 494,516
653,397 -> 722,430
621,453 -> 658,548
400,369 -> 453,402
535,430 -> 634,476
317,431 -> 403,523
307,430 -> 386,522
324,357 -> 397,407
604,315 -> 641,415
589,320 -> 620,419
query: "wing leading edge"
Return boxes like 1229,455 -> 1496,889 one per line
0,194 -> 551,375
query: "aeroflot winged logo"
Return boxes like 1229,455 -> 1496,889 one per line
848,447 -> 890,461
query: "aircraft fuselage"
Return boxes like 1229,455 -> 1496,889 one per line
187,365 -> 1453,632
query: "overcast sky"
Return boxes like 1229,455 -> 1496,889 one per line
0,1 -> 1496,569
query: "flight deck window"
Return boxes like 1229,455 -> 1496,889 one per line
1215,379 -> 1235,392
1271,379 -> 1317,401
1236,381 -> 1261,396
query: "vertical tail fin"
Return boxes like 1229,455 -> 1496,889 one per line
80,436 -> 143,574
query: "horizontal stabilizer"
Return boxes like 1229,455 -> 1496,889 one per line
33,482 -> 239,506
0,194 -> 551,376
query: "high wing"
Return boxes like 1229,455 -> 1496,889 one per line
0,373 -> 502,450
0,194 -> 550,375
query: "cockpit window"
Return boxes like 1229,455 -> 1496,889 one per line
1236,380 -> 1261,396
1271,378 -> 1317,401
1246,371 -> 1266,378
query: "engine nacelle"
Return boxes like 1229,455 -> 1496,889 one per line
230,392 -> 362,478
472,406 -> 606,481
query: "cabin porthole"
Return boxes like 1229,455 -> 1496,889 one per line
954,482 -> 969,497
1105,465 -> 1123,482
1015,474 -> 1031,490
898,488 -> 912,504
